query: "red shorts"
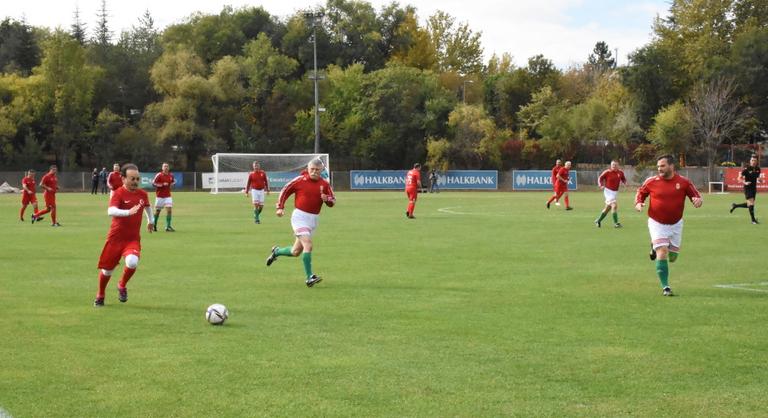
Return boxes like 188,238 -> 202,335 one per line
98,240 -> 141,270
406,188 -> 418,201
43,191 -> 56,207
22,193 -> 37,205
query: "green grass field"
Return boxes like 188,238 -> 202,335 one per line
1,190 -> 766,417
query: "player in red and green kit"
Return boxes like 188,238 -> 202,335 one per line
405,163 -> 422,219
33,165 -> 60,226
152,162 -> 176,231
635,155 -> 702,296
595,160 -> 627,228
94,163 -> 154,306
245,161 -> 270,224
265,159 -> 335,287
20,170 -> 41,222
550,159 -> 562,206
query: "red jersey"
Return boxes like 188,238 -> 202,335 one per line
598,169 -> 626,191
40,172 -> 58,193
635,173 -> 701,225
22,177 -> 36,194
246,170 -> 269,191
153,172 -> 175,198
551,165 -> 561,184
405,169 -> 421,190
277,172 -> 335,215
555,167 -> 570,189
106,187 -> 150,242
108,171 -> 122,190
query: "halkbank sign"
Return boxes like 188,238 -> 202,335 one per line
350,170 -> 498,190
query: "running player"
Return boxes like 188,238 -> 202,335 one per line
595,160 -> 627,228
730,155 -> 762,224
152,162 -> 176,231
245,161 -> 270,224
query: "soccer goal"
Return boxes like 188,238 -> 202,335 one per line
208,153 -> 330,194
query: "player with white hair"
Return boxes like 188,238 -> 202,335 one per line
266,158 -> 335,287
595,160 -> 627,228
94,163 -> 154,307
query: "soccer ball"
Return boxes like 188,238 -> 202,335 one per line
205,303 -> 229,325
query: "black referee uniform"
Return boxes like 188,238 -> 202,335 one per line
731,165 -> 762,224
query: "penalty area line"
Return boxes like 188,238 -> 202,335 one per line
437,206 -> 471,215
713,282 -> 768,293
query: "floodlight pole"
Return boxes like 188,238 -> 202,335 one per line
305,11 -> 324,153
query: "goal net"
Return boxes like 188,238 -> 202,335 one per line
208,153 -> 330,194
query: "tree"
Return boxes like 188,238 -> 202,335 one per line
688,77 -> 747,181
428,104 -> 505,169
0,18 -> 41,75
647,101 -> 693,165
93,0 -> 112,46
426,10 -> 484,74
388,9 -> 437,70
587,41 -> 615,74
516,86 -> 560,138
32,30 -> 100,169
70,6 -> 87,45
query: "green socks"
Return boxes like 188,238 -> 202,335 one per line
669,252 -> 678,263
612,212 -> 618,224
655,259 -> 669,288
153,212 -> 160,226
254,208 -> 259,221
596,211 -> 608,223
302,252 -> 313,278
276,247 -> 293,257
166,214 -> 172,227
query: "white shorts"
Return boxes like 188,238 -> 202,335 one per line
648,218 -> 683,252
291,208 -> 318,237
603,188 -> 618,205
155,197 -> 173,208
250,189 -> 266,204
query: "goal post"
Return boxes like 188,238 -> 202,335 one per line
208,153 -> 330,194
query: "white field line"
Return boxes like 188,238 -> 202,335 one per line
713,282 -> 768,293
437,206 -> 472,215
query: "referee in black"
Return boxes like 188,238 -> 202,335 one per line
730,155 -> 762,224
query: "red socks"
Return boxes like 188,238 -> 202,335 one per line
407,202 -> 415,216
97,272 -> 111,298
565,196 -> 570,207
119,267 -> 136,289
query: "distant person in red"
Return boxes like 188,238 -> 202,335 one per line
550,159 -> 562,206
635,155 -> 702,296
107,163 -> 122,197
265,159 -> 335,288
405,163 -> 422,219
595,160 -> 627,228
20,169 -> 40,222
245,161 -> 270,224
33,165 -> 61,226
152,162 -> 176,231
94,163 -> 154,307
546,161 -> 573,210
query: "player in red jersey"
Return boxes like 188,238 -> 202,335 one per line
107,163 -> 122,197
265,159 -> 335,287
635,155 -> 702,296
245,161 -> 270,224
152,162 -> 176,232
546,161 -> 573,210
405,163 -> 422,219
595,160 -> 627,228
32,165 -> 61,226
20,170 -> 41,222
550,159 -> 562,206
94,163 -> 154,306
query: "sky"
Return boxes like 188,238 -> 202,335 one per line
4,0 -> 670,68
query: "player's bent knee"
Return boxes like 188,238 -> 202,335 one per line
101,268 -> 114,276
125,254 -> 139,269
669,252 -> 678,263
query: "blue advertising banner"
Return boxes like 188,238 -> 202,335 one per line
512,170 -> 577,190
350,170 -> 498,190
267,171 -> 303,189
139,172 -> 183,190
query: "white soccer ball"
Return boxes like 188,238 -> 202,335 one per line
206,303 -> 229,325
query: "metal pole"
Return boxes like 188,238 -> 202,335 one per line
313,21 -> 320,154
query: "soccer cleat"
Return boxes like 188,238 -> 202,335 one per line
94,297 -> 105,307
306,274 -> 322,288
266,245 -> 279,266
153,225 -> 158,232
165,226 -> 175,232
730,203 -> 736,214
662,287 -> 673,296
405,211 -> 410,218
566,207 -> 574,211
20,217 -> 24,222
52,222 -> 61,227
752,219 -> 759,225
255,219 -> 260,224
118,287 -> 128,303
546,202 -> 550,209
555,202 -> 560,206
649,246 -> 657,261
594,219 -> 601,228
408,214 -> 415,219
614,223 -> 623,228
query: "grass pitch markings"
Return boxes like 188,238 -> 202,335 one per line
713,282 -> 768,293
